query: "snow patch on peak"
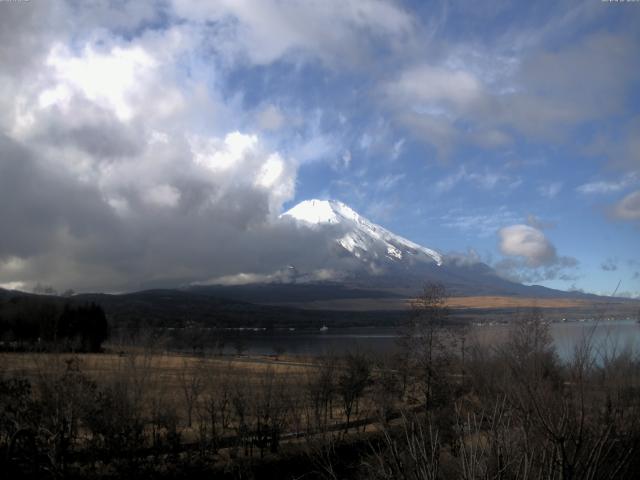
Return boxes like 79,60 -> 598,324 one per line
284,199 -> 363,225
284,199 -> 341,224
283,199 -> 443,266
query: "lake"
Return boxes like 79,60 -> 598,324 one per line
230,319 -> 640,362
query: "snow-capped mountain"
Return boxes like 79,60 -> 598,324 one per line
283,199 -> 442,267
279,199 -> 584,298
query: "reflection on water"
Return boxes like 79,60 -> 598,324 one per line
551,320 -> 640,361
469,320 -> 640,362
233,320 -> 640,362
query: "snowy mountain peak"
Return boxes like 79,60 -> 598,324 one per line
284,199 -> 358,225
283,199 -> 443,266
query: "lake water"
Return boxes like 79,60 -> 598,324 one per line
232,319 -> 640,362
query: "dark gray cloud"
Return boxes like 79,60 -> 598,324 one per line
0,127 -> 373,291
513,33 -> 638,132
0,134 -> 120,259
30,99 -> 145,160
0,131 -> 359,291
0,1 -> 56,74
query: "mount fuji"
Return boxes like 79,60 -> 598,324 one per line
272,199 -> 582,299
283,199 -> 443,267
185,198 -> 607,312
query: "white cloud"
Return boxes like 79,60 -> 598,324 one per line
577,172 -> 638,195
256,154 -> 285,188
0,281 -> 27,291
495,222 -> 579,284
435,166 -> 521,194
440,207 -> 520,238
191,132 -> 258,172
391,138 -> 405,160
498,224 -> 557,267
291,132 -> 339,164
377,173 -> 405,191
382,64 -> 485,155
338,150 -> 352,170
538,181 -> 563,199
143,184 -> 181,208
376,29 -> 640,163
578,181 -> 623,195
171,0 -> 413,67
359,133 -> 373,151
195,267 -> 342,286
386,65 -> 483,111
43,43 -> 159,121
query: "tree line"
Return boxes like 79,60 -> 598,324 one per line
0,296 -> 108,352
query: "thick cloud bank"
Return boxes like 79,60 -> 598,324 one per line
0,1 -> 396,292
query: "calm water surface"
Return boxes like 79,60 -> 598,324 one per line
234,320 -> 640,361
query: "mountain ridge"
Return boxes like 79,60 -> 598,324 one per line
283,199 -> 443,265
278,199 -> 590,299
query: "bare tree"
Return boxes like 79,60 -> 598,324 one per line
367,412 -> 441,480
371,355 -> 401,424
250,367 -> 291,457
178,358 -> 204,428
305,354 -> 338,434
338,352 -> 371,433
197,360 -> 234,452
401,283 -> 453,410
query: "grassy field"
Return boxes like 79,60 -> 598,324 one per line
0,351 -> 314,428
0,351 -> 314,377
0,350 -> 318,404
274,295 -> 630,311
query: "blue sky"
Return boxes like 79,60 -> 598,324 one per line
0,0 -> 638,295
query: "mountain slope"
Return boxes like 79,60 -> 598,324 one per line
284,199 -> 442,265
279,199 -> 589,299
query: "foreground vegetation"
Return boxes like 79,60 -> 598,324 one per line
1,285 -> 640,479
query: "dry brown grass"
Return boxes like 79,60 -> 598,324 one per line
444,296 -> 593,309
273,295 -> 613,311
0,351 -> 320,436
0,351 -> 313,382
